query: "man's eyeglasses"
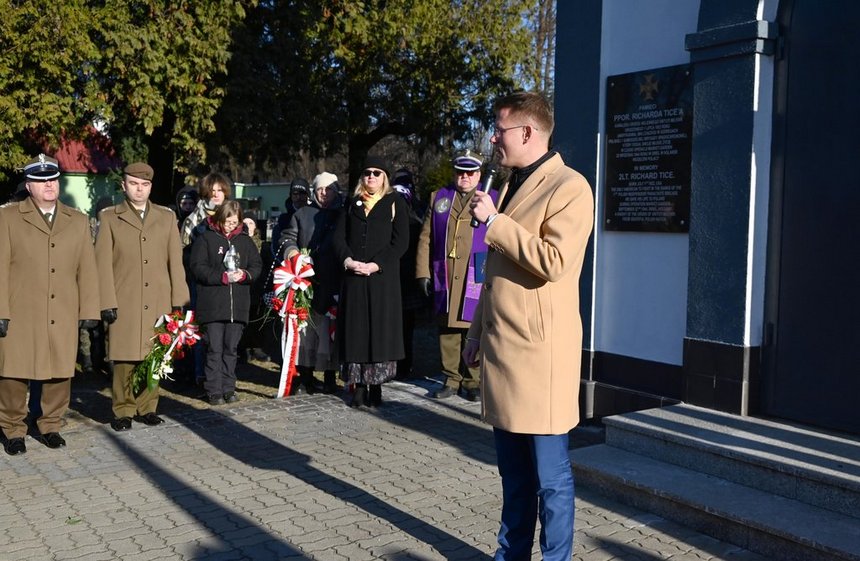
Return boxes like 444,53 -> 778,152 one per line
491,124 -> 535,136
456,170 -> 478,176
362,169 -> 383,178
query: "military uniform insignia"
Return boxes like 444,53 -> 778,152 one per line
435,197 -> 451,214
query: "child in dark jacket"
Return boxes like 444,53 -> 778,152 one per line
190,201 -> 263,404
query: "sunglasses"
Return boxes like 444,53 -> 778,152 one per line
362,169 -> 383,178
456,170 -> 478,176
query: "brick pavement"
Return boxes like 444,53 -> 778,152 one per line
0,369 -> 771,561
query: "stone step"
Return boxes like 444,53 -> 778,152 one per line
571,445 -> 860,561
602,404 -> 860,518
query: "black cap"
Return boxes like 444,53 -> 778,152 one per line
290,178 -> 310,193
362,156 -> 389,179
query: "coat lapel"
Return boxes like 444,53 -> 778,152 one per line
451,189 -> 474,219
49,202 -> 74,236
19,197 -> 52,236
502,154 -> 564,218
116,200 -> 144,231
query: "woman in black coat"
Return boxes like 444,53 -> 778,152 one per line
190,201 -> 263,405
333,157 -> 410,407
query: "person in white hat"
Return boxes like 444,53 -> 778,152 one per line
279,171 -> 344,395
0,154 -> 101,455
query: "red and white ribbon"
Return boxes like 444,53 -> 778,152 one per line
274,253 -> 314,398
276,312 -> 300,398
273,253 -> 314,318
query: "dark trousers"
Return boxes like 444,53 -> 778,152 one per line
439,321 -> 480,390
112,362 -> 159,418
204,322 -> 244,398
493,427 -> 575,561
0,377 -> 71,439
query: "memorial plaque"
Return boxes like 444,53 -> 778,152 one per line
605,65 -> 693,232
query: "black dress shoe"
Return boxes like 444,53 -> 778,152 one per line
432,386 -> 457,399
3,437 -> 26,455
464,388 -> 481,402
249,348 -> 271,361
35,432 -> 66,448
137,413 -> 164,426
110,417 -> 132,432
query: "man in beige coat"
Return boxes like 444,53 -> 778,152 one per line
416,150 -> 496,402
465,92 -> 594,560
95,163 -> 189,432
0,154 -> 101,455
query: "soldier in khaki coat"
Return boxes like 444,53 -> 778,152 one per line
415,150 -> 497,402
465,92 -> 594,560
95,163 -> 189,432
0,154 -> 100,455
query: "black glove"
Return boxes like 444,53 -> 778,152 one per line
0,319 -> 8,337
80,319 -> 100,330
101,308 -> 118,324
417,277 -> 432,298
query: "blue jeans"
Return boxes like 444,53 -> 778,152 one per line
493,428 -> 575,561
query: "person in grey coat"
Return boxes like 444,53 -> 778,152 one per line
280,172 -> 344,395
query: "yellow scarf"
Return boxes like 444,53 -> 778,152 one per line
360,190 -> 382,214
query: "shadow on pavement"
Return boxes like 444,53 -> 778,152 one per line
167,393 -> 492,560
96,389 -> 492,560
591,536 -> 666,560
88,392 -> 308,560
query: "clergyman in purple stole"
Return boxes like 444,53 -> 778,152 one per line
415,149 -> 498,402
430,185 -> 497,322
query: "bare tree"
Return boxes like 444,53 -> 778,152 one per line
531,0 -> 557,100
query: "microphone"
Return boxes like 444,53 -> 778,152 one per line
470,161 -> 499,228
